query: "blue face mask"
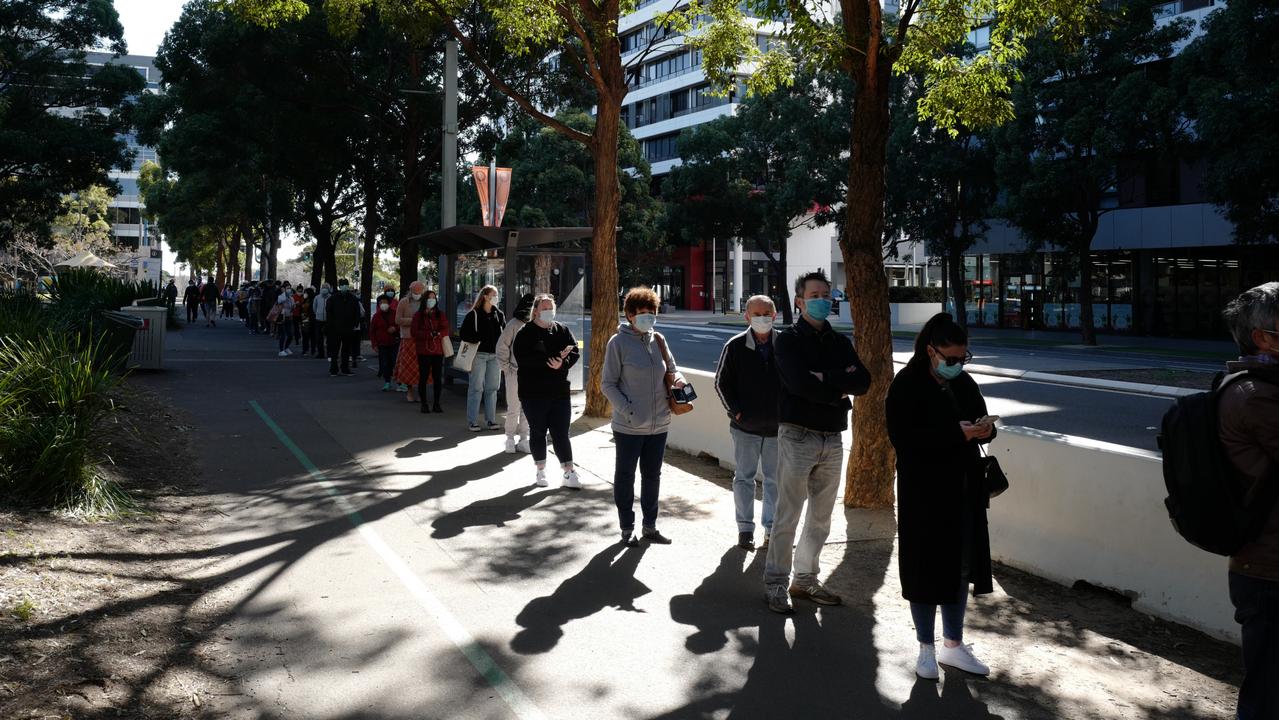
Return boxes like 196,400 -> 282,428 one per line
632,312 -> 657,333
803,298 -> 832,321
935,356 -> 964,380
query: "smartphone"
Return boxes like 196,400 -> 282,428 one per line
975,415 -> 1001,426
671,384 -> 698,404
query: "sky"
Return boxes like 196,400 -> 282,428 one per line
114,0 -> 309,277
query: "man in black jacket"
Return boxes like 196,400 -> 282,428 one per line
326,279 -> 362,376
183,280 -> 200,323
200,280 -> 220,327
715,294 -> 782,552
763,270 -> 872,614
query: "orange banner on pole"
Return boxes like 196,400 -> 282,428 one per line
471,166 -> 491,226
472,165 -> 514,227
494,168 -> 512,227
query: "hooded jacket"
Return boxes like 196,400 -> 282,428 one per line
601,326 -> 686,436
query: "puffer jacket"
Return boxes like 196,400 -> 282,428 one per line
601,326 -> 686,436
1221,358 -> 1279,580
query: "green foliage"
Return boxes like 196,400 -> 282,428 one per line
11,598 -> 36,622
0,0 -> 145,244
47,268 -> 158,361
888,285 -> 944,303
1176,0 -> 1279,243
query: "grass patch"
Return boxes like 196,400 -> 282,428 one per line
10,597 -> 35,622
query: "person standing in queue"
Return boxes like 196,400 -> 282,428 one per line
411,289 -> 450,413
715,294 -> 782,552
326,279 -> 361,377
512,294 -> 581,489
394,282 -> 425,402
601,286 -> 686,547
460,285 -> 505,432
763,270 -> 871,614
496,293 -> 535,454
370,292 -> 400,391
887,313 -> 997,681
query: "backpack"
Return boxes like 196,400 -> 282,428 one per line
1159,370 -> 1274,556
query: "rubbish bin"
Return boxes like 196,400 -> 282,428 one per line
118,304 -> 168,369
100,310 -> 144,369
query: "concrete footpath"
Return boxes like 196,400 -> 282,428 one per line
131,320 -> 1242,719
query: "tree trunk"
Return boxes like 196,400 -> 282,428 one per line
755,236 -> 792,324
360,204 -> 378,312
841,63 -> 897,510
1076,234 -> 1097,346
214,236 -> 227,290
534,254 -> 553,294
241,219 -> 254,283
400,50 -> 425,293
229,226 -> 243,288
948,244 -> 967,328
584,93 -> 623,418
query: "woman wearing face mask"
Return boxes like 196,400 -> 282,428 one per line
512,294 -> 581,488
312,284 -> 331,358
601,286 -> 686,547
411,289 -> 450,413
459,285 -> 505,432
886,312 -> 997,682
370,293 -> 400,391
394,281 -> 426,402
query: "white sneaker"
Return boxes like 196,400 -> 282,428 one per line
535,468 -> 548,488
285,348 -> 293,355
277,350 -> 287,357
937,643 -> 990,676
562,469 -> 581,490
515,440 -> 531,454
504,437 -> 517,454
916,643 -> 939,680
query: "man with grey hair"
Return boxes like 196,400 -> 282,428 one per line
1219,281 -> 1279,720
715,294 -> 782,551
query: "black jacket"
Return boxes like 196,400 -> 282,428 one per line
887,359 -> 996,605
775,318 -> 871,433
200,283 -> 219,303
512,321 -> 579,401
460,306 -> 505,354
714,328 -> 781,437
325,291 -> 362,335
183,285 -> 199,304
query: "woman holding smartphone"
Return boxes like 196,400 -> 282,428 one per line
886,313 -> 998,682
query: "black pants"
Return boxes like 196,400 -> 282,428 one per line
1231,570 -> 1279,720
522,397 -> 572,466
313,321 -> 327,357
329,333 -> 352,374
417,354 -> 444,406
186,303 -> 198,322
613,431 -> 667,532
377,342 -> 399,382
301,321 -> 313,355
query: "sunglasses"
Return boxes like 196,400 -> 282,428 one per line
931,346 -> 973,367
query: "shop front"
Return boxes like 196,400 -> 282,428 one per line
959,246 -> 1279,338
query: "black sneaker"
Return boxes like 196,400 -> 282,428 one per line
620,531 -> 640,548
329,371 -> 338,377
432,403 -> 442,413
420,404 -> 430,414
642,529 -> 672,545
340,370 -> 354,376
738,532 -> 755,551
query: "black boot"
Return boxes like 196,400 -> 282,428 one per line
420,403 -> 430,414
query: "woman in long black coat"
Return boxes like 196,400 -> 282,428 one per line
887,313 -> 998,682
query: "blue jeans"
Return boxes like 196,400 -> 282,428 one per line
377,342 -> 398,382
467,352 -> 500,425
1230,571 -> 1279,720
614,431 -> 667,532
910,579 -> 970,644
276,319 -> 292,351
763,423 -> 843,588
730,427 -> 778,535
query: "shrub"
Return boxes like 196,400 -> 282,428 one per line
888,286 -> 946,303
0,320 -> 129,513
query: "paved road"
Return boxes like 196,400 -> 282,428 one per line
649,322 -> 1179,451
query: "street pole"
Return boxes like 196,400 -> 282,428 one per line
440,39 -> 458,312
711,236 -> 716,314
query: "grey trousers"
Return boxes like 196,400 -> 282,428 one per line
763,423 -> 844,588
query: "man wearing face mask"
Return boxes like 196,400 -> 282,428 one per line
1219,283 -> 1279,720
715,295 -> 782,552
763,270 -> 872,614
325,279 -> 362,376
312,284 -> 331,358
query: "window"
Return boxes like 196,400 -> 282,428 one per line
645,133 -> 680,162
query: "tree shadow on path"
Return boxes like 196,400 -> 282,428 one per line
430,484 -> 557,540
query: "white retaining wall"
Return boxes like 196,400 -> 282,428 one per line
669,368 -> 1238,643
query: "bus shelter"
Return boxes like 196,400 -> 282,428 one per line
413,225 -> 591,391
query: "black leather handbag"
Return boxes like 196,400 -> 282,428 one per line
979,447 -> 1009,499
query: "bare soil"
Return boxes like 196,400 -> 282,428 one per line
0,383 -> 234,719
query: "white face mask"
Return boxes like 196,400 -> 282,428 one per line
411,292 -> 422,301
378,303 -> 390,312
538,308 -> 556,325
749,316 -> 775,334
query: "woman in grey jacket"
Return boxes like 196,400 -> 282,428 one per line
601,287 -> 687,547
